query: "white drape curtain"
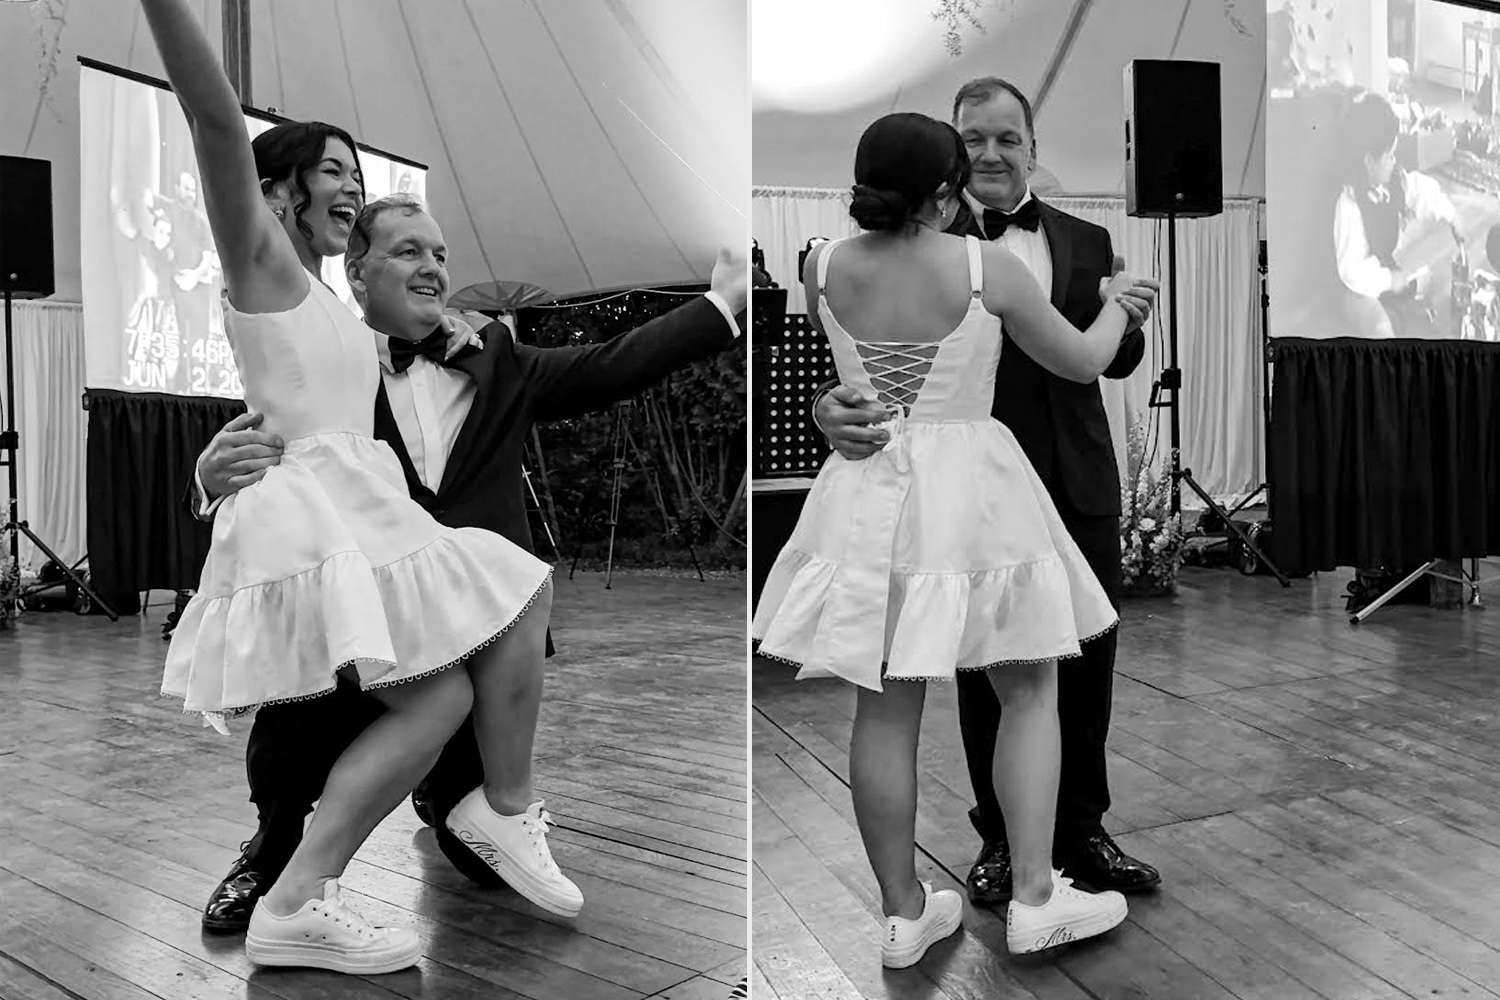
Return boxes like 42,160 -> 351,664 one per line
752,187 -> 861,314
751,187 -> 1264,503
0,301 -> 87,572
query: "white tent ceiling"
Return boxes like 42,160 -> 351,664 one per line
752,0 -> 1266,197
2,0 -> 748,302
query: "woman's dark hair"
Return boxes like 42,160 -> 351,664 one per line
1343,93 -> 1399,187
849,112 -> 971,232
251,121 -> 365,245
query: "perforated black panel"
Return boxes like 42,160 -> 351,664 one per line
752,313 -> 837,478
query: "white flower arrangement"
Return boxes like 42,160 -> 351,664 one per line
1119,423 -> 1186,596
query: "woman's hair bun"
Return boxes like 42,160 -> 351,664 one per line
849,184 -> 912,232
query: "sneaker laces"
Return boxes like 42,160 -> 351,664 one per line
310,887 -> 378,941
1052,872 -> 1096,904
522,801 -> 562,875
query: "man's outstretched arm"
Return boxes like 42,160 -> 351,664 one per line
527,247 -> 747,421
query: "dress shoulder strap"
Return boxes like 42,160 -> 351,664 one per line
964,235 -> 984,299
813,237 -> 844,305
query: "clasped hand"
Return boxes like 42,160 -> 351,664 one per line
1099,256 -> 1158,330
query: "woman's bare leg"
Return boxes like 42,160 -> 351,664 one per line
850,679 -> 928,919
262,667 -> 474,914
988,660 -> 1060,907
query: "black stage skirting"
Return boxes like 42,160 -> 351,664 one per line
1268,338 -> 1500,572
750,484 -> 811,605
85,389 -> 244,597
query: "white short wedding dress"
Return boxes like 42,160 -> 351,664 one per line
752,235 -> 1116,690
162,278 -> 551,723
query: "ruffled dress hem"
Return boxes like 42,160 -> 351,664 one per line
752,544 -> 1117,691
163,533 -> 553,724
174,570 -> 553,729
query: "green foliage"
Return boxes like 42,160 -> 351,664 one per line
518,288 -> 746,569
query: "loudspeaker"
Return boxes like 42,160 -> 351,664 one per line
0,156 -> 55,299
1124,60 -> 1223,219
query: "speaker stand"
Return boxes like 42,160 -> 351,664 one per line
1149,214 -> 1290,588
1216,238 -> 1274,537
0,287 -> 119,621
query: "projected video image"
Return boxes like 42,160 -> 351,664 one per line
80,65 -> 426,396
1267,0 -> 1500,340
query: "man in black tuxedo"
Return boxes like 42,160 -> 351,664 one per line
816,77 -> 1159,901
192,193 -> 745,931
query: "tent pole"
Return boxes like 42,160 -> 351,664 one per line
222,0 -> 251,104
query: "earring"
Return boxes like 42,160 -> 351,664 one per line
273,206 -> 286,220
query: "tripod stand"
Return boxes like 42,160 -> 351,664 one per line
1149,214 -> 1290,588
567,401 -> 704,589
1218,239 -> 1274,519
1,287 -> 119,621
521,427 -> 563,562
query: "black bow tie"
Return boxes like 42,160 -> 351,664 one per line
982,199 -> 1041,237
387,326 -> 474,374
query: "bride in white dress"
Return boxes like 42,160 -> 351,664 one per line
753,112 -> 1158,964
142,0 -> 568,975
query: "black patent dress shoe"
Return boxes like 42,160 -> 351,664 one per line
412,785 -> 436,827
1056,832 -> 1161,893
966,838 -> 1012,906
201,843 -> 279,934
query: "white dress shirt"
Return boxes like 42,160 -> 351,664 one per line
965,186 -> 1053,296
375,326 -> 481,492
196,292 -> 740,515
1333,170 -> 1457,300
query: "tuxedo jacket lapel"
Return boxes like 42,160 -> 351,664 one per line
950,201 -> 986,240
956,198 -> 1069,308
374,381 -> 431,500
1037,200 -> 1072,309
435,331 -> 499,497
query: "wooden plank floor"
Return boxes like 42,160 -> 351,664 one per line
0,571 -> 746,1000
753,564 -> 1500,999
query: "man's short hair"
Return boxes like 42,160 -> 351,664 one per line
951,76 -> 1036,139
347,193 -> 427,267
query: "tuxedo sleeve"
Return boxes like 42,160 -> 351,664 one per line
184,445 -> 224,521
1096,230 -> 1147,380
525,295 -> 741,421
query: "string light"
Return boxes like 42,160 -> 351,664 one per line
531,286 -> 704,311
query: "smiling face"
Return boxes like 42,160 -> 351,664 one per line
954,91 -> 1035,211
347,206 -> 449,341
268,137 -> 365,259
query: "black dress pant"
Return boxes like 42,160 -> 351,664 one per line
244,681 -> 485,852
956,508 -> 1121,851
243,627 -> 555,844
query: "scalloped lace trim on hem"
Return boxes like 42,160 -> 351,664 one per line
182,571 -> 553,723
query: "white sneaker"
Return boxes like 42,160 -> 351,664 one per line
1006,870 -> 1127,954
245,879 -> 420,974
881,881 -> 964,969
445,790 -> 584,917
